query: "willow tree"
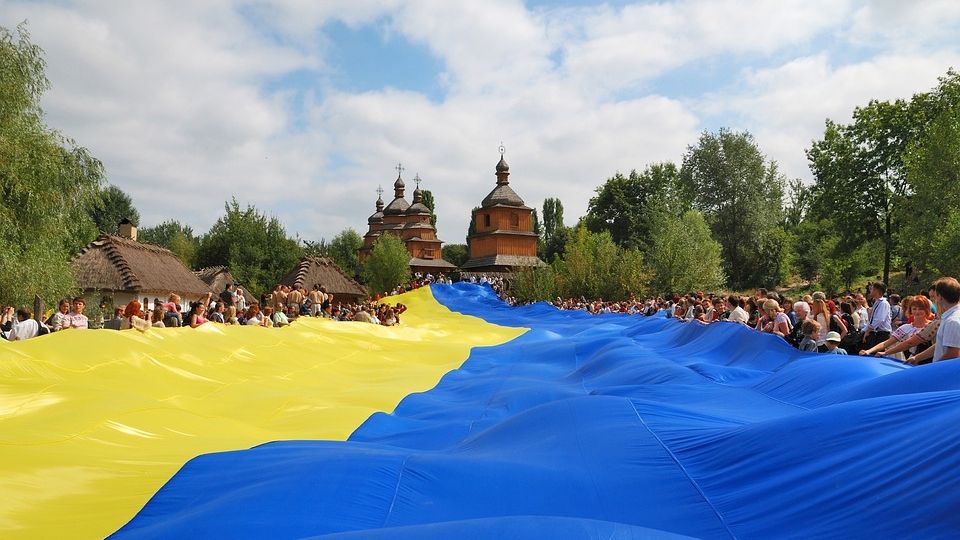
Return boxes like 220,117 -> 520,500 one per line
0,24 -> 104,306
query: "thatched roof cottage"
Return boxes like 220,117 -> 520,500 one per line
277,257 -> 367,305
71,223 -> 210,310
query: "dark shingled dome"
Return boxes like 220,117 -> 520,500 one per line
481,184 -> 525,208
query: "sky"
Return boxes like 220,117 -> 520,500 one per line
3,0 -> 960,245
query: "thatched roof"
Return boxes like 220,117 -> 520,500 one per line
72,234 -> 210,296
194,266 -> 256,303
277,257 -> 367,299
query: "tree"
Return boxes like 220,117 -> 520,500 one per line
531,209 -> 542,238
646,211 -> 724,294
361,233 -> 410,295
681,129 -> 785,289
466,206 -> 479,251
899,102 -> 960,276
195,199 -> 302,297
302,239 -> 330,258
807,99 -> 915,285
542,198 -> 565,243
421,189 -> 438,228
512,265 -> 558,303
584,163 -> 686,250
540,198 -> 568,263
552,226 -> 647,300
442,244 -> 469,267
0,24 -> 104,306
328,228 -> 363,275
782,178 -> 811,231
139,220 -> 198,267
89,184 -> 140,234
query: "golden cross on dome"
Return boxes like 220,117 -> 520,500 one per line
395,162 -> 405,177
376,185 -> 383,198
414,173 -> 421,188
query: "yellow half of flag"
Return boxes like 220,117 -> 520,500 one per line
0,287 -> 524,539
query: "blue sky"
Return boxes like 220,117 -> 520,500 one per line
2,0 -> 959,243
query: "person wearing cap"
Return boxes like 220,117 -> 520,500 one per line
823,332 -> 848,354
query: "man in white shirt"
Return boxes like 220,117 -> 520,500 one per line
863,282 -> 892,349
726,295 -> 749,324
933,277 -> 960,362
8,308 -> 40,341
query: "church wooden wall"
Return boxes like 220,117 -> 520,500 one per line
470,235 -> 537,258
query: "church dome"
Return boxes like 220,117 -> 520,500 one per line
481,185 -> 525,208
383,197 -> 410,215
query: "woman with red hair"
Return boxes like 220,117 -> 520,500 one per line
120,300 -> 151,332
860,295 -> 934,360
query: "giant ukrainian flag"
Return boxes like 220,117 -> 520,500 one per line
2,283 -> 959,538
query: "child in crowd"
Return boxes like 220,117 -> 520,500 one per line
824,331 -> 848,355
799,319 -> 820,352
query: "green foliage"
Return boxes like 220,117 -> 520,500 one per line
511,265 -> 558,303
531,209 -> 542,237
513,223 -> 652,303
790,219 -> 832,282
361,233 -> 410,294
550,226 -> 648,300
929,211 -> 960,277
328,228 -> 363,276
0,23 -> 103,307
782,178 -> 811,231
807,69 -> 960,285
195,199 -> 303,297
899,101 -> 960,275
540,198 -> 568,262
646,211 -> 724,294
139,220 -> 198,267
302,239 -> 330,258
541,198 -> 564,242
807,99 -> 913,285
584,163 -> 687,250
681,129 -> 784,289
441,244 -> 469,267
421,189 -> 437,228
90,184 -> 140,234
819,239 -> 883,295
466,206 -> 479,251
540,226 -> 569,263
747,226 -> 792,289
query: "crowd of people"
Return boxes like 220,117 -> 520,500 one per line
6,272 -> 960,365
507,278 -> 960,365
0,282 -> 409,341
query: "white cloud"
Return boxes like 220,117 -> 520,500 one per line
2,0 -> 958,251
847,0 -> 960,50
708,51 -> 960,182
555,0 -> 855,96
